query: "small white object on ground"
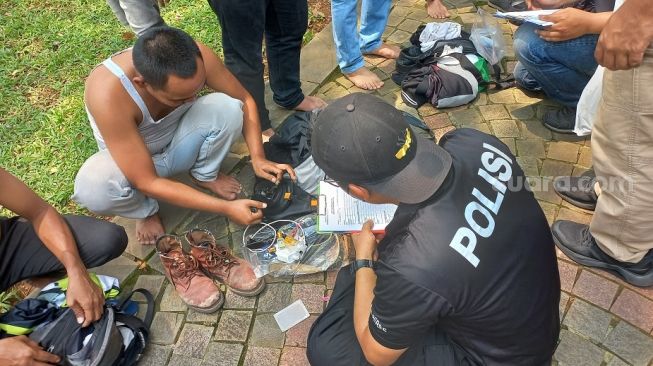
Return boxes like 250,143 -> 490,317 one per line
274,299 -> 310,332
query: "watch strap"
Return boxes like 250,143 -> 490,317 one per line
351,259 -> 375,273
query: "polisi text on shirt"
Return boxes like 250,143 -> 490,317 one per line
448,143 -> 513,267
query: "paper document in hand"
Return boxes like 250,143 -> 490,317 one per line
317,181 -> 397,233
494,9 -> 558,27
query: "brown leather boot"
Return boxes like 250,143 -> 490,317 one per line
156,235 -> 224,313
185,229 -> 265,297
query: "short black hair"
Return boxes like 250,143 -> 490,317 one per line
132,26 -> 202,89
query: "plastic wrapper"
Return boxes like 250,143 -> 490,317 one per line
242,214 -> 353,278
470,8 -> 506,67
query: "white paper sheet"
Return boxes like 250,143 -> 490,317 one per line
274,300 -> 310,332
494,9 -> 558,27
317,181 -> 397,233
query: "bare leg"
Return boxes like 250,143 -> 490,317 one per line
136,213 -> 165,245
193,172 -> 242,201
345,67 -> 384,90
364,43 -> 400,59
294,96 -> 328,111
427,0 -> 450,19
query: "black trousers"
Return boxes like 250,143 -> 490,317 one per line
0,215 -> 128,292
307,265 -> 468,366
208,0 -> 308,131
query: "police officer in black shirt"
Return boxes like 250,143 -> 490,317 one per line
307,93 -> 560,366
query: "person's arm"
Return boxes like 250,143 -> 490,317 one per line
198,43 -> 297,184
352,221 -> 406,366
0,168 -> 104,327
85,81 -> 265,225
595,0 -> 653,70
537,8 -> 612,42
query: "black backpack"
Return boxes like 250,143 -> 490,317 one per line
395,26 -> 514,89
393,31 -> 476,85
263,111 -> 326,194
263,111 -> 314,168
29,289 -> 154,366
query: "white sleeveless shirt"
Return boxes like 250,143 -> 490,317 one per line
86,52 -> 194,154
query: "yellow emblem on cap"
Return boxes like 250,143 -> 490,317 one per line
395,128 -> 412,159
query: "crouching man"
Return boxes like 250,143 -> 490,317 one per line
73,26 -> 295,245
0,167 -> 127,365
307,93 -> 560,365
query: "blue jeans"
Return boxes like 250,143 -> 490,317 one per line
331,0 -> 392,74
513,23 -> 599,107
73,93 -> 243,219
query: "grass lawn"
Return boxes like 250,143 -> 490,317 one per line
1,0 -> 329,217
0,0 -> 222,214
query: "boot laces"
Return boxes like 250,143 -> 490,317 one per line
168,254 -> 201,290
203,245 -> 238,273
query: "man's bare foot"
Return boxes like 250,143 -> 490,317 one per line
193,172 -> 242,200
136,214 -> 165,245
262,128 -> 275,143
346,67 -> 384,90
427,0 -> 450,18
294,96 -> 327,111
365,43 -> 400,59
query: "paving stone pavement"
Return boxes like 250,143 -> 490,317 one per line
91,1 -> 653,365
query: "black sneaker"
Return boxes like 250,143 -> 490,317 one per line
553,173 -> 598,210
543,107 -> 576,134
552,220 -> 653,287
488,0 -> 527,12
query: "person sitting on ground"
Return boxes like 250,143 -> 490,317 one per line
331,0 -> 401,90
306,93 -> 560,366
73,26 -> 296,245
427,0 -> 450,19
551,0 -> 653,287
513,0 -> 614,133
0,167 -> 128,365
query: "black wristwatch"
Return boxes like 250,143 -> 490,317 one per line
351,259 -> 376,273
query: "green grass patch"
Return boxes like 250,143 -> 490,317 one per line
0,0 -> 222,214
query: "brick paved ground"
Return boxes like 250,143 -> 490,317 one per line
93,1 -> 653,365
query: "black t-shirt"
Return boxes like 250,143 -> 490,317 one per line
369,128 -> 560,365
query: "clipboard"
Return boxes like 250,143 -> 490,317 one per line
317,181 -> 397,233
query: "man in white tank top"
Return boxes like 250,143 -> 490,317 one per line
73,27 -> 296,246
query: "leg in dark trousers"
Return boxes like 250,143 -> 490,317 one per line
307,265 -> 464,366
0,215 -> 128,292
265,0 -> 307,109
208,0 -> 271,131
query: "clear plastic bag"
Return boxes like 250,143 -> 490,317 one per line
470,8 -> 506,67
241,214 -> 352,278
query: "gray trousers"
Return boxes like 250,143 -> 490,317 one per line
106,0 -> 165,37
73,93 -> 243,219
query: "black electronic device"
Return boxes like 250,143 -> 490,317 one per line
251,175 -> 316,221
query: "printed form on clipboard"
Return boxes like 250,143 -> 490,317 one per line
317,181 -> 398,233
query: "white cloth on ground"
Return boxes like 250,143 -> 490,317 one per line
419,22 -> 463,53
440,45 -> 464,57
